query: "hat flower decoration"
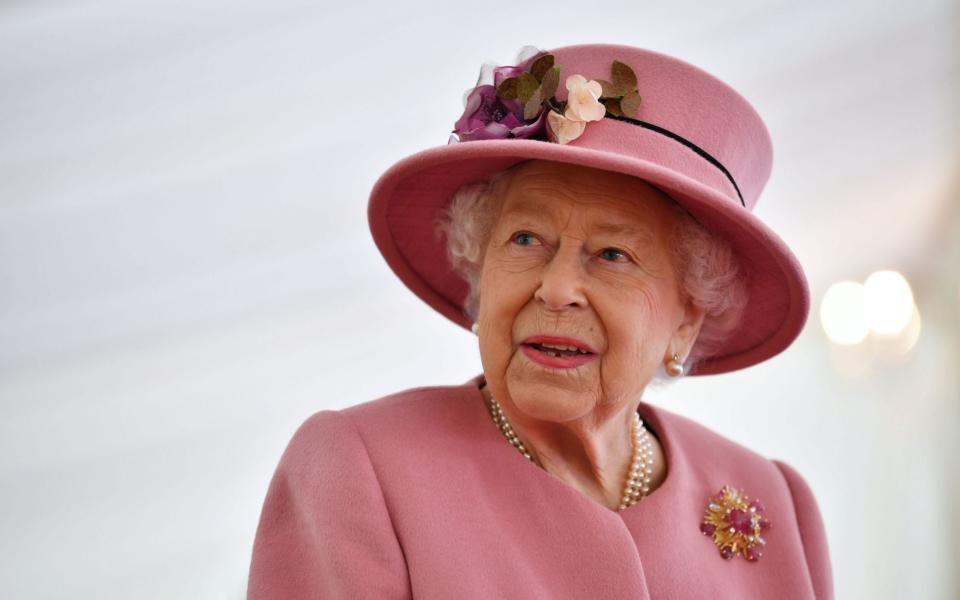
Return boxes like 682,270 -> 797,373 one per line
452,48 -> 643,145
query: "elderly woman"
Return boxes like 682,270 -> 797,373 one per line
247,44 -> 833,599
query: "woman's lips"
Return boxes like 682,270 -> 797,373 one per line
521,344 -> 596,369
520,336 -> 598,369
522,336 -> 597,354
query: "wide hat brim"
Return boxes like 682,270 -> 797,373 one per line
367,45 -> 810,376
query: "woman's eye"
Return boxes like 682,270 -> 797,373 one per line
512,232 -> 538,246
600,248 -> 628,262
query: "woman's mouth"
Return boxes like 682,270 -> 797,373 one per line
520,336 -> 597,369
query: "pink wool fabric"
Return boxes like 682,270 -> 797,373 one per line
247,377 -> 834,599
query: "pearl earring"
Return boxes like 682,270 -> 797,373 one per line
666,353 -> 684,377
471,322 -> 480,335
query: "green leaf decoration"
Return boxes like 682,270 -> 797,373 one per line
516,72 -> 540,104
620,90 -> 642,118
596,79 -> 619,98
498,77 -> 519,100
529,54 -> 555,82
602,98 -> 623,117
611,60 -> 638,94
539,66 -> 560,101
524,89 -> 543,120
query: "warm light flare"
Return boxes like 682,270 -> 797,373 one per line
820,270 -> 921,355
863,270 -> 915,336
820,281 -> 869,345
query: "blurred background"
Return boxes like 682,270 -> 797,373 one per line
1,0 -> 958,597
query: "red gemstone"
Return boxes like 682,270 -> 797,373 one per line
746,546 -> 762,561
728,509 -> 753,534
700,522 -> 716,536
720,547 -> 734,560
749,499 -> 765,512
759,518 -> 772,530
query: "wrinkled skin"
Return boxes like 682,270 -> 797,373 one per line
476,160 -> 706,510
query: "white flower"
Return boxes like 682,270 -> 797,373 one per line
547,110 -> 587,145
563,74 -> 605,122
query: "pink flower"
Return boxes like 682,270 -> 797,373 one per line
546,110 -> 586,145
563,74 -> 605,122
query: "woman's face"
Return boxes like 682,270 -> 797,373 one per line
477,160 -> 702,422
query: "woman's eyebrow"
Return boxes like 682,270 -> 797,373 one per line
593,222 -> 648,236
499,202 -> 559,224
590,218 -> 661,244
501,206 -> 656,239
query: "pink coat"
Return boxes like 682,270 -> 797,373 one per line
247,376 -> 834,599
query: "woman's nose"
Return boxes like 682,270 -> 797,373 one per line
534,246 -> 588,311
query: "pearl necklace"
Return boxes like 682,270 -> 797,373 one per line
484,393 -> 655,511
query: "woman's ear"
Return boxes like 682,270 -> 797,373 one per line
670,298 -> 706,360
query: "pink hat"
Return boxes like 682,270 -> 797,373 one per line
368,43 -> 810,376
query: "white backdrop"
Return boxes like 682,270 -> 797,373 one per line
1,0 -> 958,598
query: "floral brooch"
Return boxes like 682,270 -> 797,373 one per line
700,485 -> 771,562
452,48 -> 642,145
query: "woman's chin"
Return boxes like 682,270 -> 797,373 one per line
508,387 -> 597,423
503,363 -> 599,421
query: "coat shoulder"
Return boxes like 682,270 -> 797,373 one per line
642,402 -> 817,511
644,401 -> 776,472
339,379 -> 480,427
332,378 -> 487,457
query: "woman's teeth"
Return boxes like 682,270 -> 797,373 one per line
533,343 -> 588,356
